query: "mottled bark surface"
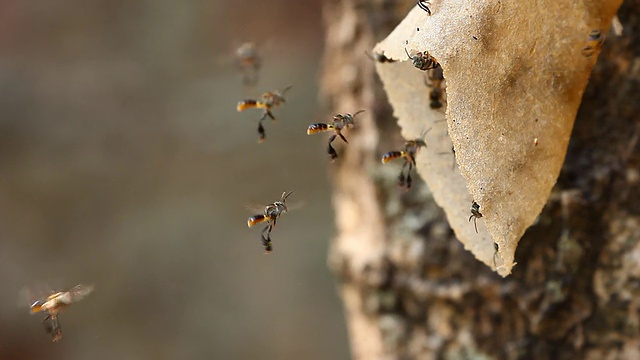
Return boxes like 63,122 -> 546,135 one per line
321,0 -> 640,359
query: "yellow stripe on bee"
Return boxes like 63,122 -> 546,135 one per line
247,215 -> 267,227
237,100 -> 267,112
307,123 -> 334,135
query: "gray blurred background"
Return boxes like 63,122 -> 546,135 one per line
0,0 -> 350,358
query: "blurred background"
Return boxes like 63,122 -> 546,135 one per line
0,0 -> 351,358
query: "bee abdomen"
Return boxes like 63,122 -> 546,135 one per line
381,151 -> 406,164
237,100 -> 264,112
247,215 -> 267,227
30,302 -> 44,313
307,123 -> 334,135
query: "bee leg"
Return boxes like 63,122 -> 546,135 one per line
328,134 -> 338,159
242,72 -> 254,87
257,121 -> 266,142
398,161 -> 410,187
261,225 -> 273,253
338,133 -> 349,144
44,315 -> 62,342
424,74 -> 433,87
398,171 -> 406,187
265,109 -> 276,122
473,217 -> 478,233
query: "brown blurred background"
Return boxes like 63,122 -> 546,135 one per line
0,0 -> 350,358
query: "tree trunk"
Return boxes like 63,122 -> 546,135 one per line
320,1 -> 640,359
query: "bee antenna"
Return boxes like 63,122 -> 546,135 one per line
281,190 -> 294,202
353,110 -> 366,118
404,47 -> 411,59
364,51 -> 374,60
281,85 -> 293,95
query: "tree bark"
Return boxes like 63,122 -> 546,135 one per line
321,1 -> 640,359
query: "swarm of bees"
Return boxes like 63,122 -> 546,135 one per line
381,131 -> 429,189
247,191 -> 293,253
27,284 -> 94,342
237,85 -> 292,142
307,110 -> 365,160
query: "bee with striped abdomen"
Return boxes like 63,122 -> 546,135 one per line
381,130 -> 429,188
237,85 -> 292,142
28,284 -> 94,342
307,110 -> 365,160
247,191 -> 293,253
405,48 -> 440,71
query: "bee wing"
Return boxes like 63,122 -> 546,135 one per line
18,282 -> 55,309
245,204 -> 267,213
65,284 -> 94,304
283,200 -> 305,212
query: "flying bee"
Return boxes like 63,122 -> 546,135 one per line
237,85 -> 292,142
381,130 -> 430,189
235,42 -> 262,86
424,66 -> 445,109
582,30 -> 605,57
28,284 -> 94,342
247,191 -> 294,253
405,48 -> 440,71
417,0 -> 432,15
307,110 -> 365,160
365,51 -> 397,63
469,201 -> 483,233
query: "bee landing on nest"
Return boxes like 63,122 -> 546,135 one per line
469,201 -> 483,234
381,129 -> 430,189
405,48 -> 440,71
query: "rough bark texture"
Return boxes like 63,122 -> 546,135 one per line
321,0 -> 640,359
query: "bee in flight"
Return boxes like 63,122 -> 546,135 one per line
424,66 -> 445,109
237,85 -> 292,142
307,110 -> 365,160
365,51 -> 397,63
247,191 -> 294,253
235,42 -> 262,86
469,201 -> 483,233
582,30 -> 605,57
417,0 -> 432,15
28,284 -> 94,342
405,48 -> 440,71
381,130 -> 430,189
